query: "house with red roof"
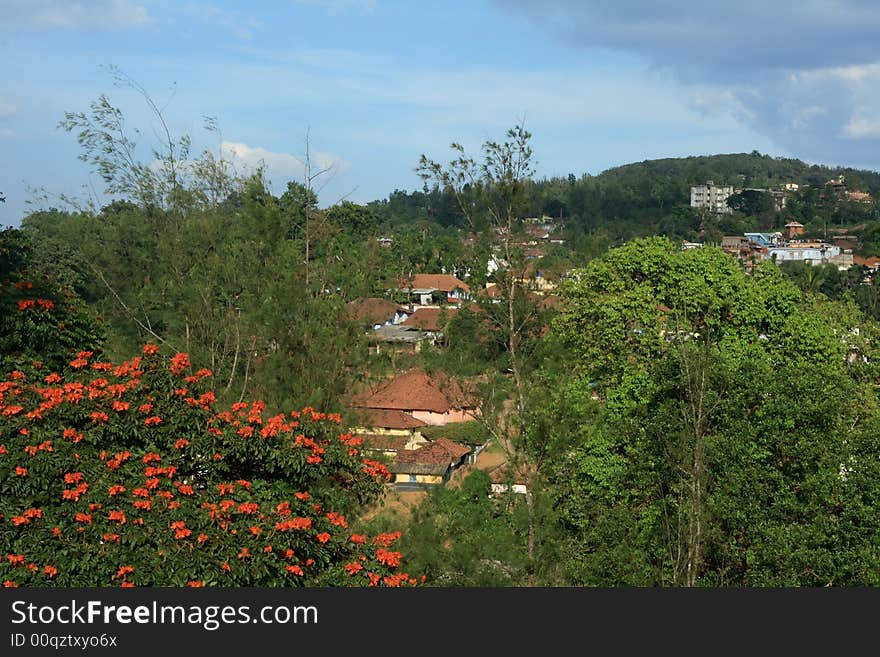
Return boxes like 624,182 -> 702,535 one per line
345,298 -> 411,330
389,437 -> 472,486
395,274 -> 471,306
353,369 -> 478,426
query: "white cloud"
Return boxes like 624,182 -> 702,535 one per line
220,140 -> 350,184
842,116 -> 880,139
0,0 -> 151,29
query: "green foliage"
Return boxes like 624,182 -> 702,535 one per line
0,228 -> 103,375
550,238 -> 880,585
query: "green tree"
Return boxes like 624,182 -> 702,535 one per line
552,238 -> 880,585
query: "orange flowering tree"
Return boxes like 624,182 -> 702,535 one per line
0,344 -> 416,587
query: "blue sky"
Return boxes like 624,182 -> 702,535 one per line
2,0 -> 880,227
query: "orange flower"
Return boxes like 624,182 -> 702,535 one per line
4,580 -> 19,587
144,416 -> 162,427
169,353 -> 190,375
108,510 -> 126,525
345,562 -> 363,575
237,548 -> 251,559
103,533 -> 120,543
43,565 -> 58,577
44,372 -> 62,384
143,343 -> 159,355
285,565 -> 303,576
294,491 -> 310,501
221,562 -> 231,572
138,403 -> 153,414
14,466 -> 27,477
274,517 -> 312,532
188,580 -> 203,588
90,412 -> 109,424
112,400 -> 130,412
74,513 -> 92,524
108,485 -> 126,496
316,533 -> 331,544
174,438 -> 190,449
372,531 -> 402,547
197,533 -> 209,543
115,565 -> 134,579
375,549 -> 402,567
11,516 -> 29,526
52,527 -> 62,537
349,534 -> 367,545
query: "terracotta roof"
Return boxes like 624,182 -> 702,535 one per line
345,298 -> 409,326
355,370 -> 474,414
361,435 -> 409,453
432,437 -> 471,460
390,438 -> 470,473
399,274 -> 471,294
855,256 -> 880,268
359,409 -> 427,430
402,307 -> 458,332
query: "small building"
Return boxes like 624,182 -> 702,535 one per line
784,221 -> 805,240
389,438 -> 472,487
345,298 -> 411,330
768,241 -> 841,265
367,325 -> 432,355
354,369 -> 478,426
402,307 -> 459,333
396,274 -> 471,306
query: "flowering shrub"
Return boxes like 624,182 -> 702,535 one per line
0,345 -> 416,587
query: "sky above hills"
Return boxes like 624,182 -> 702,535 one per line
2,0 -> 880,227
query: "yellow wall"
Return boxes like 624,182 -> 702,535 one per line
394,473 -> 444,485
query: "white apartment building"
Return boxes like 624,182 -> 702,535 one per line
690,181 -> 734,214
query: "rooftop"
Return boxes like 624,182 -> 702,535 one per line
402,307 -> 458,332
355,370 -> 475,414
345,298 -> 409,326
398,274 -> 471,294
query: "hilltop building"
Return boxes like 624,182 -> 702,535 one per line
690,181 -> 734,215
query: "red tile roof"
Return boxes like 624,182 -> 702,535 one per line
402,307 -> 458,331
392,438 -> 470,467
361,435 -> 409,453
345,298 -> 409,326
359,409 -> 427,430
355,370 -> 474,414
399,274 -> 471,294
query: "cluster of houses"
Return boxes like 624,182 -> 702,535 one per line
344,274 -> 472,355
347,369 -> 484,488
718,222 -> 855,271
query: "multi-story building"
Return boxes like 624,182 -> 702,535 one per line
690,181 -> 734,214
